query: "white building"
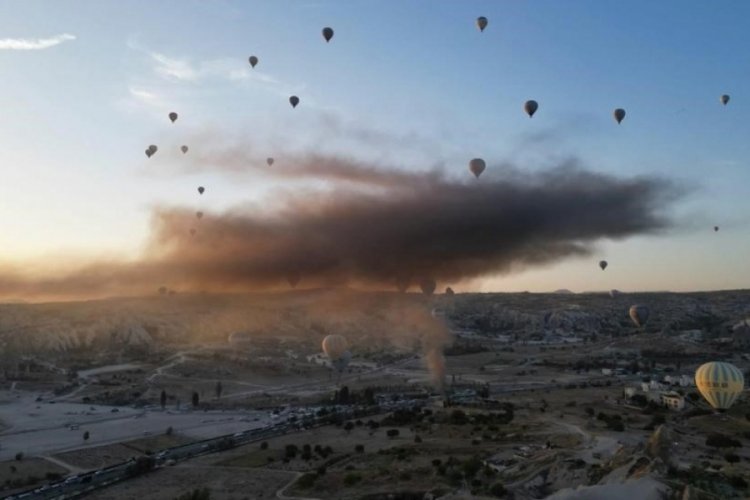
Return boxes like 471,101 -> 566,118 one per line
660,392 -> 685,411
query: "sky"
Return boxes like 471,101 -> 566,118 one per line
0,0 -> 749,298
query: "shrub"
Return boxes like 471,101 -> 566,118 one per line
173,487 -> 211,500
296,473 -> 318,489
386,429 -> 400,438
725,453 -> 740,464
166,426 -> 174,436
706,433 -> 741,448
14,453 -> 23,461
490,482 -> 507,497
343,473 -> 362,486
355,444 -> 365,453
260,441 -> 268,450
414,435 -> 422,443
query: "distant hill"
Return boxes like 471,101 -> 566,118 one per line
552,289 -> 575,294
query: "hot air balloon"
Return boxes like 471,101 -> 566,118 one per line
476,16 -> 488,32
145,148 -> 153,158
695,361 -> 745,411
322,27 -> 334,42
198,186 -> 205,195
181,145 -> 188,154
189,228 -> 196,236
287,271 -> 301,288
266,157 -> 274,166
445,287 -> 455,296
613,108 -> 626,124
395,276 -> 410,293
248,55 -> 258,68
629,305 -> 650,328
196,211 -> 203,219
720,94 -> 730,106
714,226 -> 719,232
599,260 -> 608,271
145,145 -> 158,158
289,96 -> 299,108
169,112 -> 178,123
322,334 -> 350,373
524,100 -> 538,118
469,158 -> 486,179
419,277 -> 436,296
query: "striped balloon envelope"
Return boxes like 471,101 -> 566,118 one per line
695,362 -> 745,411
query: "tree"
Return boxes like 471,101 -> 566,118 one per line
215,381 -> 222,399
339,386 -> 350,405
166,426 -> 173,436
363,387 -> 375,405
386,429 -> 400,438
192,391 -> 200,408
344,421 -> 354,433
160,390 -> 167,409
14,452 -> 23,461
83,431 -> 90,441
285,444 -> 298,459
355,444 -> 365,453
260,441 -> 268,450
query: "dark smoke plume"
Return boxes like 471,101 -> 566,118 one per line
0,154 -> 681,300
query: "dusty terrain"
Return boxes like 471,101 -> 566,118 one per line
0,289 -> 748,498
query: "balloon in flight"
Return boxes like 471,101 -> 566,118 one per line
695,361 -> 745,411
289,96 -> 300,108
469,158 -> 486,179
322,27 -> 334,42
287,271 -> 301,288
395,276 -> 410,293
145,145 -> 157,158
613,108 -> 626,124
322,334 -> 350,373
419,277 -> 436,296
198,186 -> 205,195
266,157 -> 274,166
169,112 -> 178,123
714,226 -> 719,232
524,100 -> 538,118
476,16 -> 488,32
181,145 -> 189,154
720,94 -> 730,105
248,55 -> 258,68
629,305 -> 650,328
599,260 -> 608,271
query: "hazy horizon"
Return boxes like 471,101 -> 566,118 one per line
1,1 -> 749,300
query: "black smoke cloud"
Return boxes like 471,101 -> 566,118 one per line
0,154 -> 681,300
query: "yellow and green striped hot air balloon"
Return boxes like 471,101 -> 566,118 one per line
695,362 -> 745,411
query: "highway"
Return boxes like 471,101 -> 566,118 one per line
4,399 -> 424,500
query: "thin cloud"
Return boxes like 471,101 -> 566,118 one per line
150,51 -> 199,81
0,33 -> 76,50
